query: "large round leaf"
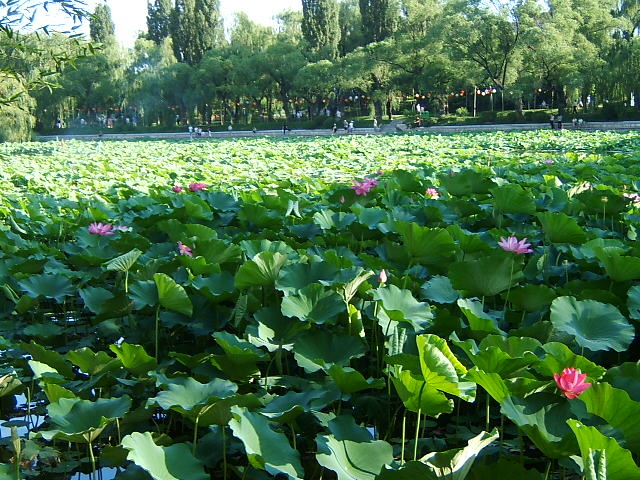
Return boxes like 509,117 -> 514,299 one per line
154,273 -> 192,317
316,434 -> 393,480
234,251 -> 288,289
537,212 -> 587,244
490,184 -> 536,214
550,296 -> 635,352
122,432 -> 209,480
449,255 -> 523,297
229,406 -> 304,480
281,283 -> 346,325
18,274 -> 74,303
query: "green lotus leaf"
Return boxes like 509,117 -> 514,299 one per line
281,283 -> 346,325
537,212 -> 588,244
210,331 -> 268,381
196,239 -> 242,265
417,334 -> 475,401
316,433 -> 393,480
229,406 -> 304,480
465,368 -> 511,403
327,365 -> 385,394
239,203 -> 281,228
415,429 -> 498,480
440,169 -> 496,196
18,273 -> 74,303
105,248 -> 142,273
491,184 -> 537,214
247,306 -> 309,352
276,261 -> 340,293
604,362 -> 640,401
467,458 -> 544,480
154,273 -> 192,317
129,280 -> 158,309
110,343 -> 157,377
261,388 -> 340,423
390,370 -> 453,415
66,347 -> 122,376
627,285 -> 640,320
395,221 -> 456,268
500,393 -> 577,458
594,247 -> 640,282
40,395 -> 131,443
79,286 -> 114,314
189,272 -> 235,302
420,276 -> 459,304
576,189 -> 627,214
313,209 -> 357,230
240,239 -> 296,259
457,299 -> 505,336
235,251 -> 288,289
453,335 -> 541,377
578,382 -> 640,454
292,329 -> 367,373
197,393 -> 264,427
534,342 -> 606,380
147,377 -> 238,419
20,341 -> 74,378
0,372 -> 21,398
550,296 -> 635,352
122,431 -> 209,480
449,255 -> 523,298
372,285 -> 433,331
506,284 -> 557,312
567,420 -> 640,480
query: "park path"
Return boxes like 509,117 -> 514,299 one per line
37,120 -> 640,141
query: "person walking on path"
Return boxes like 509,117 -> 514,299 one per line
373,118 -> 378,132
549,114 -> 555,130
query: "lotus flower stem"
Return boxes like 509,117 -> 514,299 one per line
485,392 -> 490,432
222,426 -> 228,480
154,305 -> 160,362
401,411 -> 406,464
413,407 -> 422,461
503,259 -> 515,314
192,415 -> 199,456
290,424 -> 297,450
88,438 -> 96,478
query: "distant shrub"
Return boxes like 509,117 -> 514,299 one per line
455,107 -> 469,116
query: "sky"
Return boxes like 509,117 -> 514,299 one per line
37,0 -> 301,48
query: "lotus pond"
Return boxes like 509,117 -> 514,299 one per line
0,130 -> 638,480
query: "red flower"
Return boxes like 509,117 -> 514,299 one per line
554,368 -> 591,399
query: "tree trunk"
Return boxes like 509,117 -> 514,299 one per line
556,84 -> 567,115
515,97 -> 523,115
267,96 -> 273,121
374,99 -> 383,123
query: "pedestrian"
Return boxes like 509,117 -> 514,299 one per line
227,124 -> 233,131
348,120 -> 354,134
549,114 -> 555,130
343,120 -> 348,133
332,123 -> 338,134
188,124 -> 193,138
283,124 -> 288,135
252,127 -> 257,134
557,114 -> 563,130
373,118 -> 378,132
55,118 -> 62,129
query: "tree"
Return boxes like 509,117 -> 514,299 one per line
301,0 -> 340,59
90,2 -> 115,44
147,0 -> 173,45
447,1 -> 522,111
171,0 -> 223,65
358,0 -> 400,43
338,0 -> 365,56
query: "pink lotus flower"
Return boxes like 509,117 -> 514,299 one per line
351,180 -> 371,196
425,188 -> 439,199
188,182 -> 207,192
88,222 -> 114,236
623,192 -> 640,204
379,269 -> 388,283
177,241 -> 193,257
554,368 -> 591,399
498,236 -> 533,254
377,170 -> 383,176
339,195 -> 345,203
544,159 -> 555,165
172,185 -> 184,193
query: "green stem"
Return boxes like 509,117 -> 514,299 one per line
154,304 -> 161,362
543,460 -> 552,480
290,423 -> 297,450
401,411 -> 406,464
192,415 -> 199,456
125,270 -> 129,294
413,408 -> 422,461
485,392 -> 490,432
222,426 -> 228,480
503,258 -> 515,314
88,438 -> 96,478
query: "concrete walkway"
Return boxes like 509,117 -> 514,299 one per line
37,120 -> 640,141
